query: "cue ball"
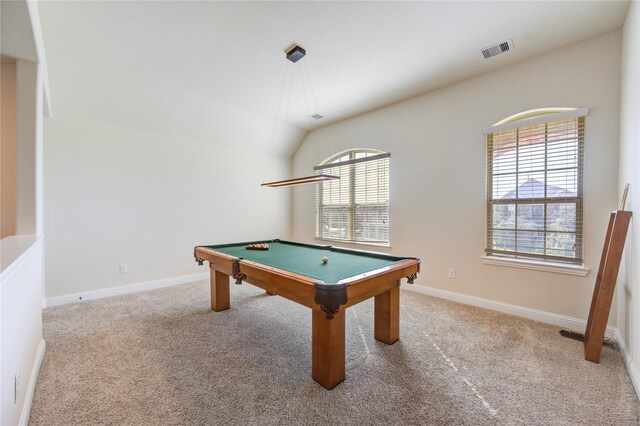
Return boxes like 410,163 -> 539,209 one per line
322,256 -> 329,264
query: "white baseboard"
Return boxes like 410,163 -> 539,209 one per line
44,272 -> 209,307
19,338 -> 45,426
402,284 -> 616,338
615,328 -> 640,399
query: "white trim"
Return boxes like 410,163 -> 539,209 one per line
19,338 -> 45,426
25,0 -> 52,117
484,107 -> 589,134
402,284 -> 615,338
615,328 -> 640,400
45,272 -> 209,307
481,256 -> 589,276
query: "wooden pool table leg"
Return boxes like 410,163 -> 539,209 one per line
210,267 -> 230,311
374,283 -> 400,344
312,309 -> 345,389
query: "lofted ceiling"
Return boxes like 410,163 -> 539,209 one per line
1,0 -> 37,62
38,1 -> 630,156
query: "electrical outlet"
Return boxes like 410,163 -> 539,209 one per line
447,268 -> 456,279
119,264 -> 128,274
14,371 -> 19,403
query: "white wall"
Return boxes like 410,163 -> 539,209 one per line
617,0 -> 640,391
44,115 -> 293,298
15,59 -> 38,235
292,31 -> 622,321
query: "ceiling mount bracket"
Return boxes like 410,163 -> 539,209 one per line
286,45 -> 306,63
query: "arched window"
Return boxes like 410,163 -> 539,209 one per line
485,107 -> 588,264
315,149 -> 390,245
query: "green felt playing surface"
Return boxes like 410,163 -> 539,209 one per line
206,241 -> 408,284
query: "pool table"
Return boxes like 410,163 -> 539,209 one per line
194,239 -> 420,389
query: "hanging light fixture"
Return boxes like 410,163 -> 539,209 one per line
261,44 -> 339,188
261,174 -> 340,187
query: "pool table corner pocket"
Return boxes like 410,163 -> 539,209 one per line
314,283 -> 348,320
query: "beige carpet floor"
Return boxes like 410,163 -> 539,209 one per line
30,281 -> 639,425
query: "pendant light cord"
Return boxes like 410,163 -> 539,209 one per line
299,63 -> 320,167
263,59 -> 291,184
302,58 -> 331,164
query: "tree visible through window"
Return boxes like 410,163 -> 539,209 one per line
315,149 -> 390,245
485,108 -> 587,263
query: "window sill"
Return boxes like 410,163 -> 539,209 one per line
481,256 -> 589,276
314,237 -> 391,250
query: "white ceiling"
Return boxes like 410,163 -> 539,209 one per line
38,1 -> 630,156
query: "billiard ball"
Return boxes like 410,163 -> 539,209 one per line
322,256 -> 329,264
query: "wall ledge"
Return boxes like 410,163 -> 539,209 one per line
0,235 -> 41,283
44,272 -> 209,308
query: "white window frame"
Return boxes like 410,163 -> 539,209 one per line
315,149 -> 390,246
483,108 -> 590,275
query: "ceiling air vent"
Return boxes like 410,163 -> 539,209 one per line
481,38 -> 514,59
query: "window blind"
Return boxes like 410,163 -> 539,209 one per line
486,113 -> 586,263
315,151 -> 390,244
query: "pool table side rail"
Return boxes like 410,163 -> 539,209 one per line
195,246 -> 317,282
342,259 -> 420,308
196,239 -> 415,263
195,246 -> 319,308
197,239 -> 287,251
337,258 -> 420,285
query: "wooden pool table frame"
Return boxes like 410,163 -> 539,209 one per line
194,241 -> 420,389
